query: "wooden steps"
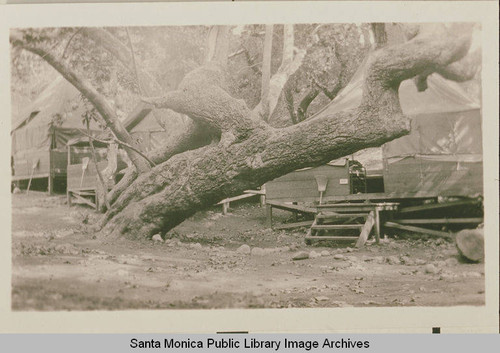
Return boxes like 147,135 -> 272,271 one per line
304,202 -> 395,247
311,224 -> 364,230
67,188 -> 97,209
305,236 -> 359,241
316,213 -> 368,220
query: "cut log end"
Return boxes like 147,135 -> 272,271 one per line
455,228 -> 484,262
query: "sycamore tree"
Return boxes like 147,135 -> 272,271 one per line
10,23 -> 480,240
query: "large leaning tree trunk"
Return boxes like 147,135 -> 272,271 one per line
97,23 -> 474,240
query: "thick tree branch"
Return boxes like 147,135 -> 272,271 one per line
11,38 -> 152,173
142,64 -> 264,142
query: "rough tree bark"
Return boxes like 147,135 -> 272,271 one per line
98,24 -> 474,240
80,27 -> 217,203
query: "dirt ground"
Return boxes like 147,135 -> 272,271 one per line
11,192 -> 484,311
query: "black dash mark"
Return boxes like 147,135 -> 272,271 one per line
432,327 -> 441,334
217,331 -> 249,334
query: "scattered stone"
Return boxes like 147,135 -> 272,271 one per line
333,254 -> 345,260
436,260 -> 447,268
385,256 -> 400,265
236,244 -> 251,254
251,247 -> 266,256
190,243 -> 202,249
321,250 -> 330,257
424,264 -> 439,274
415,259 -> 427,266
345,247 -> 354,253
438,272 -> 453,280
445,257 -> 459,267
314,296 -> 330,302
292,251 -> 310,261
151,234 -> 163,242
462,271 -> 482,278
309,250 -> 321,259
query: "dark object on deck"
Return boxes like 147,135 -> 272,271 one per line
455,228 -> 484,262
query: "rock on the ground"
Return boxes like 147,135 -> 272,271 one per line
333,254 -> 345,260
152,234 -> 163,242
309,250 -> 321,259
236,244 -> 251,254
321,250 -> 330,257
251,247 -> 266,256
456,228 -> 484,262
385,256 -> 400,265
415,259 -> 427,265
292,251 -> 310,261
445,257 -> 459,267
424,264 -> 440,274
314,296 -> 330,302
190,243 -> 202,249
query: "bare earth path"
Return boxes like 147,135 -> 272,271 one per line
11,193 -> 484,310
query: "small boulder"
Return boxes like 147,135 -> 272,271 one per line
385,256 -> 400,265
292,251 -> 310,261
151,234 -> 163,242
236,244 -> 251,254
456,228 -> 484,262
190,242 -> 202,249
309,250 -> 321,259
415,259 -> 427,266
314,296 -> 330,302
321,250 -> 330,257
251,247 -> 266,256
424,263 -> 439,274
333,254 -> 345,260
445,257 -> 459,267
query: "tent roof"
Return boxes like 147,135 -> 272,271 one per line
313,55 -> 480,120
324,54 -> 480,171
12,76 -> 98,133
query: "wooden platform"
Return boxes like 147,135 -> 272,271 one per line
304,203 -> 386,248
217,189 -> 266,214
67,188 -> 98,209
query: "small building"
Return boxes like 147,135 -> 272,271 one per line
11,77 -> 101,193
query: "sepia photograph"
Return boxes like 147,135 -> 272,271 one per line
1,1 -> 498,334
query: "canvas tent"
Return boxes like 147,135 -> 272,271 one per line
312,55 -> 482,198
122,103 -> 175,152
11,76 -> 101,193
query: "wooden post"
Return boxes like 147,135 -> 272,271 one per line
48,172 -> 53,195
222,202 -> 229,215
374,208 -> 381,244
266,204 -> 273,228
292,201 -> 298,222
